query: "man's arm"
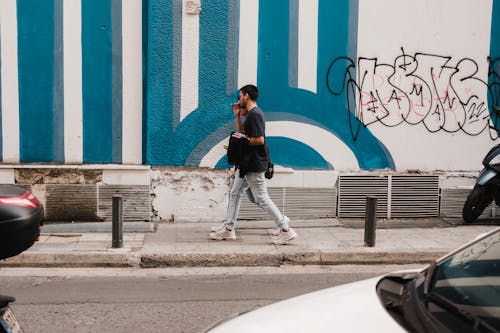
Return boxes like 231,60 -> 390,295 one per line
247,136 -> 264,146
235,114 -> 244,133
232,104 -> 244,133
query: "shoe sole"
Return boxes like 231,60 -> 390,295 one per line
209,233 -> 236,241
271,234 -> 297,245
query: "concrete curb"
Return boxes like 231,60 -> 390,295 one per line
1,251 -> 141,268
0,250 -> 447,268
139,250 -> 445,268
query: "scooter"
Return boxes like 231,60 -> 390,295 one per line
462,105 -> 500,223
0,296 -> 23,333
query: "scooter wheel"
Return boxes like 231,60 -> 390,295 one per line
462,185 -> 493,223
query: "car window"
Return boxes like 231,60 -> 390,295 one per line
430,231 -> 500,330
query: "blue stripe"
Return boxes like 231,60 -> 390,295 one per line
489,0 -> 500,108
82,0 -> 113,163
258,0 -> 290,90
17,0 -> 55,162
348,0 -> 359,61
226,0 -> 240,94
198,0 -> 231,102
53,0 -> 64,163
146,0 -> 175,164
172,0 -> 182,129
288,0 -> 299,88
142,0 -> 149,164
112,0 -> 123,163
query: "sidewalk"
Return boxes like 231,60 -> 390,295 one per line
1,219 -> 498,268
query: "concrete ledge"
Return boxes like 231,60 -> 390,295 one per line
1,252 -> 140,268
138,250 -> 444,268
319,250 -> 446,265
140,253 -> 283,268
0,164 -> 150,170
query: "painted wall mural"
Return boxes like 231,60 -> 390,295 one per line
0,0 -> 499,171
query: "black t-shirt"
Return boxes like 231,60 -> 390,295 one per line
244,106 -> 269,172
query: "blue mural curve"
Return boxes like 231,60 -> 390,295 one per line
256,0 -> 393,170
147,0 -> 394,170
488,0 -> 500,112
147,0 -> 236,166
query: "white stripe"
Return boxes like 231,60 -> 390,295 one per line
122,0 -> 143,164
63,0 -> 83,163
0,0 -> 20,163
180,3 -> 199,123
298,0 -> 318,93
199,121 -> 359,170
238,0 -> 259,87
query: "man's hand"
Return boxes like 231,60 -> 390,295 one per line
247,136 -> 265,146
231,103 -> 241,117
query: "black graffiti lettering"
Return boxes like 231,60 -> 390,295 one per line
327,51 -> 500,140
388,90 -> 403,109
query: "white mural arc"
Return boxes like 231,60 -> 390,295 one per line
199,121 -> 359,170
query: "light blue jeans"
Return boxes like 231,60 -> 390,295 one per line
224,170 -> 289,230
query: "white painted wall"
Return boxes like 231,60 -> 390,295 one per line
357,0 -> 494,171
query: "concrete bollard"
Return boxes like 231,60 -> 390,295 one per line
364,196 -> 377,247
112,195 -> 123,248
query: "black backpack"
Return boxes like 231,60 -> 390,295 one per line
227,132 -> 248,165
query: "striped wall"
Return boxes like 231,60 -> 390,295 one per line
0,0 -> 142,164
0,0 -> 499,172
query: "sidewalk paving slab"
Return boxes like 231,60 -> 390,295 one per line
0,218 -> 498,268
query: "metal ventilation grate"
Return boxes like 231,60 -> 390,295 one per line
98,185 -> 151,222
238,187 -> 336,220
338,176 -> 388,218
391,176 -> 439,218
238,188 -> 283,220
283,188 -> 336,218
45,184 -> 98,221
440,189 -> 469,218
338,175 -> 440,218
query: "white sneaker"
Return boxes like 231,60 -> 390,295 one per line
271,227 -> 297,245
268,227 -> 281,236
210,227 -> 236,241
211,224 -> 226,232
269,216 -> 290,236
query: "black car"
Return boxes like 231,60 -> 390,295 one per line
0,184 -> 44,260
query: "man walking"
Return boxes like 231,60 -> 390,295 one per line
210,84 -> 297,245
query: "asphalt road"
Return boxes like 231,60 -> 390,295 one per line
0,265 -> 422,333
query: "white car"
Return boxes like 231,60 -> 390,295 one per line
205,227 -> 500,333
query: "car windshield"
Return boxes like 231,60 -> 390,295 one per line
429,230 -> 500,330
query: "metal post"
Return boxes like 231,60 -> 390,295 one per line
112,195 -> 123,248
364,196 -> 377,247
